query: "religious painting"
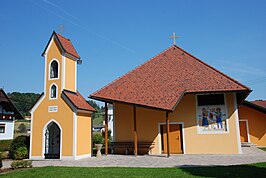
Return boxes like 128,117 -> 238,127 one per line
197,94 -> 228,133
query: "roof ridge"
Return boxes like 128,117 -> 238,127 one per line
90,45 -> 175,97
55,32 -> 71,41
173,45 -> 251,91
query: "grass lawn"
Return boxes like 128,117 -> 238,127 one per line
1,162 -> 266,178
259,147 -> 266,152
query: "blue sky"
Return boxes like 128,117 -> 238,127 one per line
1,0 -> 266,103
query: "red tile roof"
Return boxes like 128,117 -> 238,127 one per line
42,31 -> 80,59
62,90 -> 95,112
55,33 -> 80,59
90,45 -> 250,111
251,100 -> 266,109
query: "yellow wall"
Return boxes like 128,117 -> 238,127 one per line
77,113 -> 92,156
114,93 -> 241,154
239,105 -> 266,146
65,56 -> 76,92
31,38 -> 74,157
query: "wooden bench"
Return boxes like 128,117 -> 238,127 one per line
110,141 -> 155,155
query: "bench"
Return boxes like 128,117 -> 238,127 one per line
110,141 -> 155,155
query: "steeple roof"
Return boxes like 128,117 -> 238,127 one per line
42,31 -> 80,59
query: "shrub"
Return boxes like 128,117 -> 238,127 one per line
101,130 -> 112,146
0,140 -> 13,152
93,133 -> 104,145
9,136 -> 30,159
14,146 -> 28,160
1,151 -> 9,159
11,160 -> 32,169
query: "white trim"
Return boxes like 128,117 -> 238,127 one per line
73,112 -> 77,157
239,119 -> 251,143
75,60 -> 77,92
74,153 -> 91,160
30,94 -> 45,113
29,112 -> 33,159
195,93 -> 229,134
30,156 -> 43,160
62,54 -> 66,91
234,93 -> 242,154
11,120 -> 14,139
158,122 -> 186,154
48,58 -> 60,81
44,54 -> 47,96
42,119 -> 63,159
49,83 -> 58,100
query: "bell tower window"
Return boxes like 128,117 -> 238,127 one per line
50,60 -> 59,79
50,84 -> 57,99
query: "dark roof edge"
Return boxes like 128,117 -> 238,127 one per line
29,92 -> 44,113
242,100 -> 266,114
0,89 -> 24,119
89,95 -> 172,112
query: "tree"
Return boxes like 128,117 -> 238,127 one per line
7,92 -> 41,117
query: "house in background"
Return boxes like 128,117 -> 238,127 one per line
30,32 -> 95,160
0,88 -> 23,140
102,103 -> 114,137
90,45 -> 251,155
238,100 -> 266,146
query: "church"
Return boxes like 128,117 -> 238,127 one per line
30,31 -> 252,159
30,32 -> 95,160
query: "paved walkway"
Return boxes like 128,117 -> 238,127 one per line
2,147 -> 266,168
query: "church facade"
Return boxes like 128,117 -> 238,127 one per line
30,32 -> 95,160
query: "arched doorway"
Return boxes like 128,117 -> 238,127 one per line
44,121 -> 61,159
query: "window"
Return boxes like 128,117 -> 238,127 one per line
0,124 -> 5,133
196,94 -> 228,133
50,60 -> 59,79
50,84 -> 57,99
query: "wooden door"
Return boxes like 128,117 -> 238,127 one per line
161,124 -> 182,154
239,121 -> 248,142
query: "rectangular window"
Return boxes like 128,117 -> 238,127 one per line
0,124 -> 5,133
196,94 -> 228,134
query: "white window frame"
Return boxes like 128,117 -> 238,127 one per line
0,124 -> 5,133
49,58 -> 60,80
195,93 -> 229,134
49,83 -> 58,100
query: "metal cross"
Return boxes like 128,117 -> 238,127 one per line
170,32 -> 179,45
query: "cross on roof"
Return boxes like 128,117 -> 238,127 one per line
170,32 -> 179,45
58,24 -> 64,35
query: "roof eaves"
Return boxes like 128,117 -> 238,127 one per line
242,100 -> 266,114
89,95 -> 172,112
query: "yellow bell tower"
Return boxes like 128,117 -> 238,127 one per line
30,31 -> 95,160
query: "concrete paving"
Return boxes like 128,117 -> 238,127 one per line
2,147 -> 266,168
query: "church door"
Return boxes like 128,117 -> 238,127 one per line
161,124 -> 183,154
44,122 -> 61,159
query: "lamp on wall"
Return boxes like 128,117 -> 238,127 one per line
77,59 -> 82,65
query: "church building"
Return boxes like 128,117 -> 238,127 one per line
30,32 -> 95,160
90,45 -> 251,155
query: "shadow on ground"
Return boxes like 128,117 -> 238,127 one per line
179,163 -> 266,178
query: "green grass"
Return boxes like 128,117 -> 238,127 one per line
259,147 -> 266,152
1,162 -> 266,178
93,113 -> 104,126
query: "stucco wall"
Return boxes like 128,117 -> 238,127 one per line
238,105 -> 266,146
114,93 -> 241,154
0,120 -> 14,140
76,113 -> 92,156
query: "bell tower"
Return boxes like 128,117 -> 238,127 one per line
30,31 -> 95,160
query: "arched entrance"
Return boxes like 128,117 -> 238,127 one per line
44,121 -> 61,159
